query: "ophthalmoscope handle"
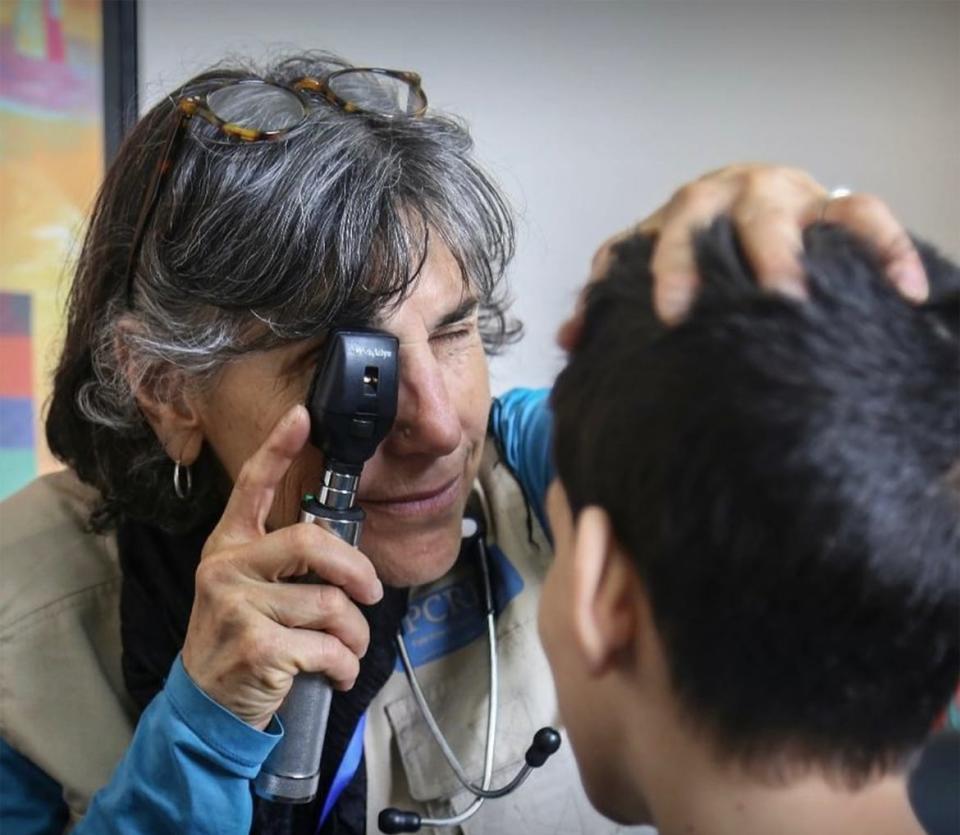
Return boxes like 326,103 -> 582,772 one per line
252,490 -> 364,804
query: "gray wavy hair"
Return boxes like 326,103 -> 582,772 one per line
47,52 -> 518,532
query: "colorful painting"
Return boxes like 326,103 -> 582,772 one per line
0,0 -> 103,499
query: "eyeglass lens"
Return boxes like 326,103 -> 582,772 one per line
327,71 -> 426,117
207,83 -> 306,132
205,71 -> 426,135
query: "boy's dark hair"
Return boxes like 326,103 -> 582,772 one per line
551,220 -> 960,781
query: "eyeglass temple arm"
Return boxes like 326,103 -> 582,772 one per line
124,106 -> 189,308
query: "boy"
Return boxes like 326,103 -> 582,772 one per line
539,221 -> 959,835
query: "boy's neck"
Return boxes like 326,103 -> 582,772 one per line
634,725 -> 923,835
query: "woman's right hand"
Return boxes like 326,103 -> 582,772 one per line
181,405 -> 384,730
557,164 -> 928,346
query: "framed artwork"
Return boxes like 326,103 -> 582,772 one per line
0,0 -> 137,500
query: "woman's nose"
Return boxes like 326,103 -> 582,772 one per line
389,345 -> 461,457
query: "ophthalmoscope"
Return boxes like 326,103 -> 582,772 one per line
254,328 -> 398,804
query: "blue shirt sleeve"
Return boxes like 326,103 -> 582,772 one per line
2,655 -> 282,834
490,388 -> 554,535
1,738 -> 69,834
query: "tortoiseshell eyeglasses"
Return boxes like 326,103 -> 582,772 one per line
123,68 -> 428,308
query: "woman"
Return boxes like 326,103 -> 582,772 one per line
0,52 -> 927,834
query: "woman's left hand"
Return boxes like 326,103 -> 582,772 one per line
558,163 -> 929,345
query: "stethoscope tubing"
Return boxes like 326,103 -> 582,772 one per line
387,525 -> 554,832
396,607 -> 494,826
394,531 -> 535,828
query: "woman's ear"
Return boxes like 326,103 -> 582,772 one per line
570,506 -> 641,676
115,321 -> 204,465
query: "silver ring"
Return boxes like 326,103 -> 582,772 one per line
820,186 -> 852,222
173,459 -> 192,500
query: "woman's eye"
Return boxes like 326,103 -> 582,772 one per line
433,327 -> 471,343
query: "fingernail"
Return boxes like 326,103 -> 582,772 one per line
372,578 -> 384,602
768,276 -> 807,302
890,261 -> 928,303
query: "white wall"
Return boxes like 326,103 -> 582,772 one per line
140,0 -> 960,394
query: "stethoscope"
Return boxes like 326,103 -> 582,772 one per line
377,513 -> 562,833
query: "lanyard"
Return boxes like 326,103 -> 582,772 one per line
316,712 -> 367,831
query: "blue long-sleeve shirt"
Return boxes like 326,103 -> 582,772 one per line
0,389 -> 553,835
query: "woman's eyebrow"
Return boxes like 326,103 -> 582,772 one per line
432,298 -> 479,330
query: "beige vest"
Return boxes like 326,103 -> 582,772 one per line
0,453 -> 650,834
0,470 -> 134,827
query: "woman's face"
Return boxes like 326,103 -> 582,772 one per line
195,240 -> 491,587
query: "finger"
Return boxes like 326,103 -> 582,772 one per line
556,241 -> 618,351
556,282 -> 591,352
733,206 -> 807,299
821,193 -> 928,302
281,626 -> 362,691
729,166 -> 830,295
651,181 -> 730,323
633,204 -> 666,237
237,522 -> 383,605
557,225 -> 636,351
259,583 -> 371,659
555,310 -> 583,352
210,405 -> 311,547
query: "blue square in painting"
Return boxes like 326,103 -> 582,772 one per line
0,397 -> 35,447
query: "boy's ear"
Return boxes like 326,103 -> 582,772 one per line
570,506 -> 641,675
116,323 -> 204,465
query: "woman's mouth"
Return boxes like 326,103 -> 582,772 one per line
360,475 -> 462,518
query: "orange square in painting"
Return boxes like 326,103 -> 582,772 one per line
0,336 -> 33,397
